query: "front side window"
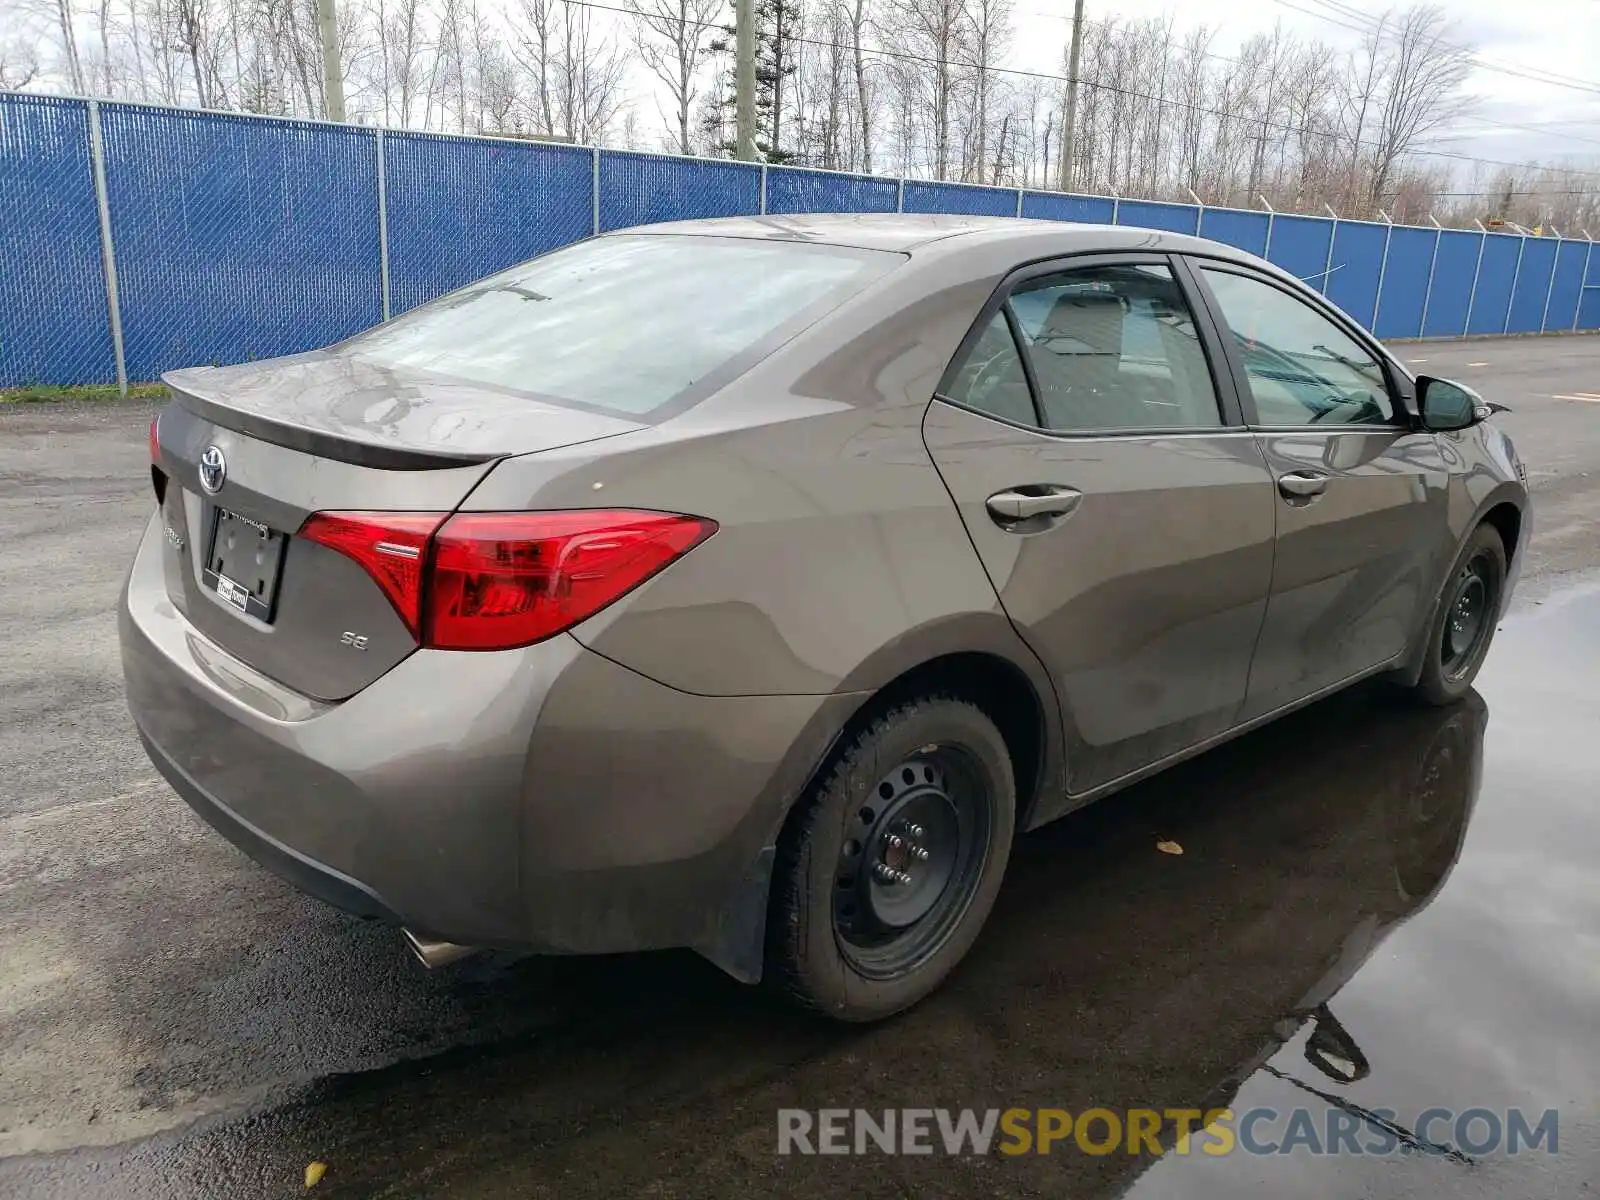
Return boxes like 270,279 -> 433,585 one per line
344,235 -> 901,416
1198,267 -> 1396,427
1007,264 -> 1223,432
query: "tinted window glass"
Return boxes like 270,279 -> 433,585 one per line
943,312 -> 1036,426
1009,264 -> 1221,431
1199,267 -> 1396,426
344,235 -> 899,415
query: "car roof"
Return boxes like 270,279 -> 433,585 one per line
615,211 -> 1264,266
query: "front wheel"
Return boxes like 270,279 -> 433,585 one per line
1408,523 -> 1507,705
767,696 -> 1016,1022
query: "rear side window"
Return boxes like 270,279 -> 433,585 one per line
343,235 -> 900,416
1010,264 -> 1222,432
942,312 -> 1036,426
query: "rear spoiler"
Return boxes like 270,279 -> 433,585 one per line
166,379 -> 498,472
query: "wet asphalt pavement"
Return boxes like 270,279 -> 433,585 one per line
3,335 -> 1600,1197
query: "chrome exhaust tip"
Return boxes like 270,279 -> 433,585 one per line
403,928 -> 480,969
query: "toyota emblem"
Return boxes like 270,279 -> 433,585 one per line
198,444 -> 226,494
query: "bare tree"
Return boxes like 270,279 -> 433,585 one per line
0,29 -> 42,88
39,0 -> 87,91
629,0 -> 723,154
890,0 -> 968,180
845,0 -> 872,172
963,0 -> 1006,180
1363,4 -> 1472,211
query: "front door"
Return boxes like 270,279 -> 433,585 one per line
922,255 -> 1277,804
1185,261 -> 1453,718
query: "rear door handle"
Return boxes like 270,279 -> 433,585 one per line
1277,471 -> 1328,499
985,486 -> 1083,523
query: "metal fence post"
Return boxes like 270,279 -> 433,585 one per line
1260,195 -> 1276,261
1464,231 -> 1487,336
1539,239 -> 1560,334
760,163 -> 768,215
86,99 -> 128,395
1371,215 -> 1394,332
1015,187 -> 1024,218
1503,235 -> 1526,334
591,147 -> 601,235
1577,237 -> 1595,332
896,176 -> 904,213
1319,217 -> 1338,296
375,129 -> 391,321
1419,227 -> 1442,339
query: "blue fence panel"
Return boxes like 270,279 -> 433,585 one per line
1374,225 -> 1435,339
1115,200 -> 1199,235
1263,214 -> 1333,286
1021,191 -> 1116,223
384,133 -> 592,315
0,95 -> 113,387
598,152 -> 760,232
765,167 -> 897,214
1325,221 -> 1386,327
15,93 -> 1600,387
1422,230 -> 1480,337
100,106 -> 380,381
1198,208 -> 1270,256
1546,239 -> 1589,332
1467,233 -> 1521,335
1581,243 -> 1600,331
1506,237 -> 1557,333
902,180 -> 1017,216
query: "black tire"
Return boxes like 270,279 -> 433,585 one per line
767,696 -> 1016,1023
1409,523 -> 1507,705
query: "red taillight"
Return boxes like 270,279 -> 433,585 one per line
298,509 -> 716,651
427,510 -> 717,650
149,416 -> 167,505
299,511 -> 447,638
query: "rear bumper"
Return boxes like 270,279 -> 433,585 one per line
119,511 -> 860,975
136,726 -> 402,924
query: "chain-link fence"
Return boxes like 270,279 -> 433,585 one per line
0,94 -> 116,385
2,90 -> 1599,389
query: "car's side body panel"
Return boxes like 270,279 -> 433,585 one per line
1240,427 -> 1453,716
922,406 -> 1278,798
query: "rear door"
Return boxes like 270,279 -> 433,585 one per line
1181,259 -> 1452,718
922,254 -> 1277,804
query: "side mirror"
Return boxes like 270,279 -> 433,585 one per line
1417,375 -> 1492,431
1303,1004 -> 1372,1084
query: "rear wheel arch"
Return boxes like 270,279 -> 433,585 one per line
777,650 -> 1056,858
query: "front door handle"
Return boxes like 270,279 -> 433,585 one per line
985,486 -> 1083,523
1277,471 -> 1328,499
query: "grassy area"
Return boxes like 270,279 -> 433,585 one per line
0,382 -> 165,404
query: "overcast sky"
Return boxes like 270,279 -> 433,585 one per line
1004,0 -> 1600,176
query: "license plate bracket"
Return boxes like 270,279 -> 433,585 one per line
203,506 -> 287,622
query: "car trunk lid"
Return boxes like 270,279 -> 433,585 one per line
152,357 -> 642,700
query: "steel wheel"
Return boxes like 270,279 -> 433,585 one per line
1441,551 -> 1497,681
831,746 -> 994,980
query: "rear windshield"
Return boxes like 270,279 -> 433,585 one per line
343,234 -> 901,416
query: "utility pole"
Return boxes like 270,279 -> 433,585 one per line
735,0 -> 757,160
1057,0 -> 1084,192
317,0 -> 347,122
